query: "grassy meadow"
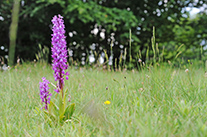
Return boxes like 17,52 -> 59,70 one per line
1,62 -> 207,136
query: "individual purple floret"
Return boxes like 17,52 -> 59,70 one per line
51,14 -> 69,94
39,77 -> 52,110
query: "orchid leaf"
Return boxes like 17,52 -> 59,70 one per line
64,103 -> 75,120
48,101 -> 59,117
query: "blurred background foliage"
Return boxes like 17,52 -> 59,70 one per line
0,0 -> 207,67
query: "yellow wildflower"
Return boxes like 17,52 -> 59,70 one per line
104,100 -> 111,105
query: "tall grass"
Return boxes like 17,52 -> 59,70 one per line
1,61 -> 207,136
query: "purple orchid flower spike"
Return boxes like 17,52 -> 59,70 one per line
39,77 -> 52,110
51,14 -> 69,95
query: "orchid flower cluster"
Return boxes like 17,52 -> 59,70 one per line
39,77 -> 51,110
51,15 -> 69,94
38,15 -> 75,125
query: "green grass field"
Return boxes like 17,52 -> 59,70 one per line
1,62 -> 207,136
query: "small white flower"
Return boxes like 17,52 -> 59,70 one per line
138,58 -> 142,63
185,69 -> 189,73
2,64 -> 8,71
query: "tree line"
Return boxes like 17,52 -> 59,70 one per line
0,0 -> 207,67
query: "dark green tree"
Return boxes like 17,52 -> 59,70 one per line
9,0 -> 20,66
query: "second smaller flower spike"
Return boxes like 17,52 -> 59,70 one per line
39,77 -> 52,110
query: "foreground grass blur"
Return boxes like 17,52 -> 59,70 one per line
1,62 -> 207,136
